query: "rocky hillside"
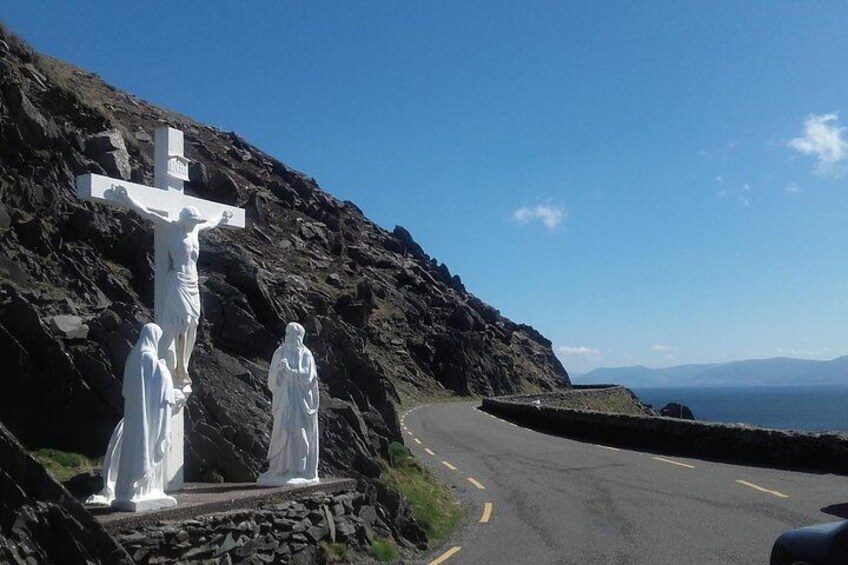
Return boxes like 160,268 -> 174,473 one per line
0,421 -> 131,564
0,21 -> 568,526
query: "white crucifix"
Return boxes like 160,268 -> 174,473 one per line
77,127 -> 245,491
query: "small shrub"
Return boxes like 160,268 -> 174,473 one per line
388,441 -> 410,467
370,537 -> 399,562
321,542 -> 349,563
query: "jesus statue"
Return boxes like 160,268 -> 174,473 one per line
107,185 -> 231,393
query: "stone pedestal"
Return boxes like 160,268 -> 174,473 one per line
164,409 -> 185,492
112,495 -> 177,513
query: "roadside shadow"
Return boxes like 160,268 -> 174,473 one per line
821,503 -> 848,519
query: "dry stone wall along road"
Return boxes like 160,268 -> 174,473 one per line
402,401 -> 847,565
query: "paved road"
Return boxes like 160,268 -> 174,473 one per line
401,401 -> 847,565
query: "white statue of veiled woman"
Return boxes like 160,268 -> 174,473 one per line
86,323 -> 180,511
257,322 -> 320,486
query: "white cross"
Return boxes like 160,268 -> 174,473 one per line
76,127 -> 245,491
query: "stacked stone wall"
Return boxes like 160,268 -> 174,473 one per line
112,489 -> 382,564
482,395 -> 848,474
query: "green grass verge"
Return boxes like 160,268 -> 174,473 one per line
381,442 -> 462,543
370,537 -> 399,562
32,448 -> 100,482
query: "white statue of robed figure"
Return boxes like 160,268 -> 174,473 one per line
87,323 -> 180,511
258,322 -> 320,486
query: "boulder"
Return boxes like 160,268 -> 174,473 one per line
660,402 -> 695,420
85,129 -> 131,180
46,314 -> 89,340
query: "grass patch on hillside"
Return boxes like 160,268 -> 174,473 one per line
381,442 -> 462,543
32,449 -> 99,482
370,537 -> 399,562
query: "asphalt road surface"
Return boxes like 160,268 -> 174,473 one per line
401,401 -> 847,565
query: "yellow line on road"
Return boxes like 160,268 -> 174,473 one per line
406,431 -> 413,437
428,546 -> 462,565
414,438 -> 422,445
466,477 -> 485,490
597,445 -> 621,451
480,502 -> 493,523
736,480 -> 789,498
442,461 -> 458,471
652,456 -> 695,469
425,448 -> 436,456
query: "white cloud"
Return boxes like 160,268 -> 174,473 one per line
557,346 -> 601,358
784,182 -> 802,194
512,204 -> 565,230
738,195 -> 751,207
651,344 -> 675,353
788,113 -> 848,177
715,175 -> 724,184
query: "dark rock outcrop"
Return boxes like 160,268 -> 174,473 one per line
659,402 -> 695,420
0,421 -> 131,564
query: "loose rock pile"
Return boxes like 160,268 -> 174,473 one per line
114,490 -> 389,564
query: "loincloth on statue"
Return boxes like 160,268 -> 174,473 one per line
161,271 -> 201,330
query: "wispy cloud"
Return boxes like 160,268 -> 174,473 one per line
512,204 -> 565,230
557,346 -> 601,359
784,182 -> 802,195
788,113 -> 848,177
651,344 -> 675,353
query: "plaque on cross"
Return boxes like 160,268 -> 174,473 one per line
77,127 -> 245,491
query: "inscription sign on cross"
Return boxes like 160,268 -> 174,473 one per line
77,127 -> 245,491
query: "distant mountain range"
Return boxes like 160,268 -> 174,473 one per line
572,356 -> 848,388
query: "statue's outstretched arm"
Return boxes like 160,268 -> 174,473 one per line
199,210 -> 232,232
106,185 -> 170,225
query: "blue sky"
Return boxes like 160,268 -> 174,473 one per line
5,2 -> 848,374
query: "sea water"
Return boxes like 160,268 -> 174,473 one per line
632,385 -> 848,432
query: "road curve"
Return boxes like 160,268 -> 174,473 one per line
401,401 -> 846,565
